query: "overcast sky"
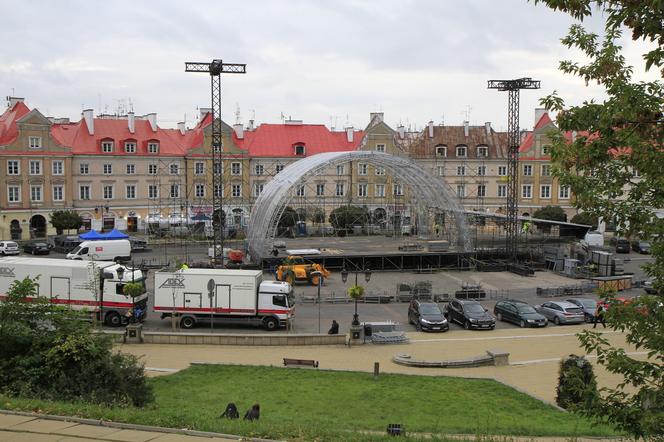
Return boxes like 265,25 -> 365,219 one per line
0,0 -> 658,132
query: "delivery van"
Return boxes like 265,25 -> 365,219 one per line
66,239 -> 131,262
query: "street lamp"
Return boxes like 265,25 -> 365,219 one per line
341,267 -> 372,326
311,270 -> 323,333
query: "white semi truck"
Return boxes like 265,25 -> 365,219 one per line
153,268 -> 294,330
0,257 -> 147,326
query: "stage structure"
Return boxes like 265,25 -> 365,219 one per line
247,151 -> 472,261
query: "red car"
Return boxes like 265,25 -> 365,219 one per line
598,297 -> 631,311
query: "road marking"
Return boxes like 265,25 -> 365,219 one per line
513,351 -> 649,365
412,330 -> 621,344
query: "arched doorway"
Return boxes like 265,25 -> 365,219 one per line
29,215 -> 47,238
10,219 -> 22,240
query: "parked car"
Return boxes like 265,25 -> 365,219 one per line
0,241 -> 20,256
128,237 -> 148,252
493,299 -> 547,328
408,300 -> 449,332
565,298 -> 598,322
536,301 -> 585,325
446,298 -> 495,330
643,278 -> 658,295
631,240 -> 651,254
598,297 -> 631,311
22,241 -> 50,255
612,237 -> 631,253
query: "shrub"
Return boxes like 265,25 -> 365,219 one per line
556,354 -> 598,410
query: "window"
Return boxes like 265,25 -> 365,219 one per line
148,185 -> 158,199
30,185 -> 42,202
477,185 -> 486,197
7,160 -> 19,175
80,163 -> 89,175
477,146 -> 488,157
523,164 -> 533,176
456,145 -> 467,157
29,160 -> 41,175
126,164 -> 135,175
148,142 -> 159,153
214,184 -> 222,197
169,164 -> 179,175
559,186 -> 570,199
170,184 -> 180,198
375,166 -> 385,176
52,185 -> 64,201
213,143 -> 221,154
457,165 -> 465,176
336,165 -> 345,175
457,184 -> 465,198
335,183 -> 345,196
376,143 -> 385,152
276,164 -> 284,173
358,183 -> 367,197
358,164 -> 368,175
436,145 -> 447,157
79,185 -> 90,200
438,166 -> 445,176
8,185 -> 21,202
195,162 -> 204,175
29,136 -> 41,149
103,164 -> 112,175
316,183 -> 325,196
195,184 -> 205,198
101,141 -> 113,153
294,145 -> 305,156
126,185 -> 136,199
148,164 -> 157,175
498,185 -> 507,197
273,295 -> 287,308
254,164 -> 264,175
540,184 -> 551,199
498,165 -> 507,176
232,184 -> 242,197
231,162 -> 241,175
522,184 -> 532,199
124,142 -> 136,153
375,184 -> 385,198
541,165 -> 551,176
254,183 -> 264,197
52,160 -> 64,175
393,183 -> 403,196
213,162 -> 222,174
296,185 -> 305,197
633,168 -> 641,178
477,165 -> 486,176
542,145 -> 550,155
103,185 -> 114,199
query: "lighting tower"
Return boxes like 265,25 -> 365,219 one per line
186,59 -> 246,266
487,77 -> 540,263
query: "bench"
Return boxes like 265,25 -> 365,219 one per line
283,358 -> 319,368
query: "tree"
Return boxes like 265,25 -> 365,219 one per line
556,354 -> 599,410
533,205 -> 567,222
535,1 -> 664,438
49,210 -> 83,234
570,212 -> 599,228
329,206 -> 369,230
278,206 -> 298,229
309,207 -> 326,225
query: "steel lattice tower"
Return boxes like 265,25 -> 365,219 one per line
487,78 -> 540,262
186,59 -> 246,266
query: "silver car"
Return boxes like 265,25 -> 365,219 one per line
0,241 -> 20,255
536,301 -> 585,325
566,298 -> 598,322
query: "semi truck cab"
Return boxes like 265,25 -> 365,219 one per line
258,280 -> 295,330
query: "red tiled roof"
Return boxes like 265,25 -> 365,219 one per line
519,112 -> 553,153
0,101 -> 31,145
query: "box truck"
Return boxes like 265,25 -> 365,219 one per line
0,257 -> 147,326
154,268 -> 294,330
66,239 -> 131,262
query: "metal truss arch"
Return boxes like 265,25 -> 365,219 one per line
247,151 -> 472,260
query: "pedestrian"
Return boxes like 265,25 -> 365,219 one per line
328,319 -> 339,335
593,303 -> 606,329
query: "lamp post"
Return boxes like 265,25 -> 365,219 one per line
341,267 -> 372,326
310,270 -> 323,333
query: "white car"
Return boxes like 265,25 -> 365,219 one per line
0,241 -> 20,255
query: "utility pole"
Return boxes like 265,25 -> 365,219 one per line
185,59 -> 246,267
487,78 -> 540,264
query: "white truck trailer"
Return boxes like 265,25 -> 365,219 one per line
153,268 -> 294,330
0,257 -> 147,326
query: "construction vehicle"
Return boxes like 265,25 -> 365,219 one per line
276,255 -> 330,285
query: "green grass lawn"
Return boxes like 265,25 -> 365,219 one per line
1,364 -> 616,441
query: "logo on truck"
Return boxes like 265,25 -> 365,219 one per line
0,267 -> 16,278
159,277 -> 185,288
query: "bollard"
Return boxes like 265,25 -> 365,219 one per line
374,362 -> 379,378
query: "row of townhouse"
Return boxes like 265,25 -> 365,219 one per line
0,97 -> 573,240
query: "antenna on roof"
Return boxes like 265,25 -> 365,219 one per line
235,103 -> 241,124
345,113 -> 349,127
461,105 -> 472,122
441,113 -> 445,126
128,97 -> 134,113
280,112 -> 285,123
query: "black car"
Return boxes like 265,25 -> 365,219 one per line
408,300 -> 449,332
613,237 -> 631,253
631,240 -> 651,254
446,299 -> 495,330
22,241 -> 50,255
494,299 -> 547,328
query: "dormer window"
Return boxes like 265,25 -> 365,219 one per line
294,145 -> 305,156
148,142 -> 159,153
435,145 -> 447,157
101,140 -> 114,153
29,136 -> 42,149
124,141 -> 137,153
477,146 -> 488,158
456,145 -> 467,157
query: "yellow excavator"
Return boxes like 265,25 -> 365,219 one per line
276,255 -> 330,285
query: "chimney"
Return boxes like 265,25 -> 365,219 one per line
128,111 -> 135,134
571,130 -> 577,142
7,96 -> 24,108
463,120 -> 469,137
534,108 -> 546,125
233,123 -> 244,139
248,119 -> 255,130
82,109 -> 94,135
397,125 -> 405,139
370,112 -> 384,124
177,121 -> 186,135
146,113 -> 157,132
485,122 -> 491,136
428,120 -> 434,138
345,127 -> 354,143
200,108 -> 212,122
